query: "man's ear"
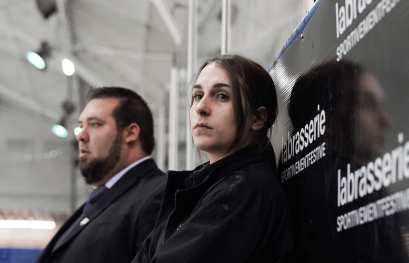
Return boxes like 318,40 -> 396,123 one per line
123,123 -> 140,144
250,106 -> 268,131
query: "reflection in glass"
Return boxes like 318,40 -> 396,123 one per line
288,59 -> 390,166
280,59 -> 407,262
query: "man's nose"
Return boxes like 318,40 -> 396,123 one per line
76,127 -> 88,142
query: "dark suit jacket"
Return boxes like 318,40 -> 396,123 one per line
36,158 -> 166,263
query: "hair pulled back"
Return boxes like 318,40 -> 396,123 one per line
194,54 -> 278,171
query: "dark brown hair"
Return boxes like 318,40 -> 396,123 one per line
87,87 -> 155,155
288,59 -> 376,161
288,59 -> 364,132
193,54 -> 278,171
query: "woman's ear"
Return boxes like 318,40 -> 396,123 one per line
250,107 -> 268,131
124,123 -> 141,144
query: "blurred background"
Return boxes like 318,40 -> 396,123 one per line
0,0 -> 313,260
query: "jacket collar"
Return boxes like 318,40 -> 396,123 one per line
185,145 -> 264,188
157,145 -> 264,223
53,158 -> 158,253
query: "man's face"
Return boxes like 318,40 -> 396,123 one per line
77,98 -> 123,185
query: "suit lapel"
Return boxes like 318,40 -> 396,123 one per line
54,159 -> 158,252
38,206 -> 84,261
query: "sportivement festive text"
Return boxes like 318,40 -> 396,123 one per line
335,0 -> 401,61
281,105 -> 326,183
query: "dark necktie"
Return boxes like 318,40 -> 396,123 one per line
52,185 -> 108,252
83,185 -> 108,214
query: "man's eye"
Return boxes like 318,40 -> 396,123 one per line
91,123 -> 100,127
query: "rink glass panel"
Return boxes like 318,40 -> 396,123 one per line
270,0 -> 409,261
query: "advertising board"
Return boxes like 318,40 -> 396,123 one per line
270,0 -> 409,261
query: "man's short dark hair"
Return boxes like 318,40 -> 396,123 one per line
87,87 -> 155,155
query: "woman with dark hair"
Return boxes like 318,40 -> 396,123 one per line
132,54 -> 294,263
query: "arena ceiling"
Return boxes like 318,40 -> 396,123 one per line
0,0 -> 305,212
0,0 -> 201,123
0,0 -> 303,124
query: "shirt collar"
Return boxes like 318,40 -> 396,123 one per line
105,156 -> 151,189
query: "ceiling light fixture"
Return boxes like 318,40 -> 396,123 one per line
36,0 -> 57,19
26,41 -> 51,70
74,127 -> 82,136
51,118 -> 68,138
62,58 -> 75,76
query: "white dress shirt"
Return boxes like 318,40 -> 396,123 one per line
104,156 -> 152,189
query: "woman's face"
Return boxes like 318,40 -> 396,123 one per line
190,63 -> 256,163
352,73 -> 390,163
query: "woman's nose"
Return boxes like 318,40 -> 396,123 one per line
195,96 -> 211,116
378,106 -> 391,129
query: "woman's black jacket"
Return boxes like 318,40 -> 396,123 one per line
131,146 -> 294,263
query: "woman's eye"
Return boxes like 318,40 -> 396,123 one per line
217,93 -> 228,100
193,94 -> 203,100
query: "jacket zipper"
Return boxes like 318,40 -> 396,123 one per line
162,190 -> 179,244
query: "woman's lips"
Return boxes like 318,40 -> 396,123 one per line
194,123 -> 212,130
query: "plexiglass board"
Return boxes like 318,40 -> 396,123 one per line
270,0 -> 409,261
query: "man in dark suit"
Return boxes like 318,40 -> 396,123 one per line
36,87 -> 166,263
